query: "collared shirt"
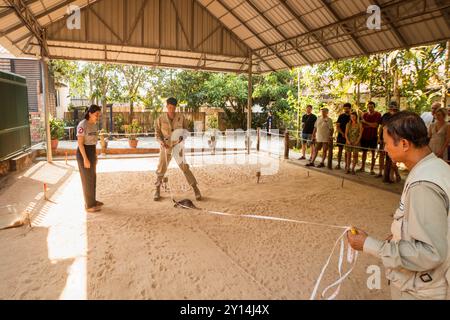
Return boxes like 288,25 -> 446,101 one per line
76,119 -> 98,145
155,113 -> 189,147
363,153 -> 450,298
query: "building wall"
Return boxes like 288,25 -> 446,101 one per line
0,58 -> 11,72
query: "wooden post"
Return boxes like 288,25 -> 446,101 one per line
41,57 -> 53,163
247,52 -> 253,155
284,131 -> 289,159
256,127 -> 260,151
442,40 -> 449,108
327,140 -> 333,169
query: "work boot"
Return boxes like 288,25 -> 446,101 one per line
154,185 -> 161,201
192,184 -> 202,201
154,177 -> 163,201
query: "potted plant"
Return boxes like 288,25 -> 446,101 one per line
124,119 -> 142,148
49,118 -> 65,150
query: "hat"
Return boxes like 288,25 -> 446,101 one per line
388,101 -> 399,110
321,107 -> 329,112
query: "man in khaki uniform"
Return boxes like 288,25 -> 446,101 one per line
154,97 -> 201,201
348,111 -> 450,300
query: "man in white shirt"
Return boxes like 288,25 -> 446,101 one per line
306,107 -> 334,168
421,102 -> 441,129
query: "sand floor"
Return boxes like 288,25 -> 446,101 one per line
0,153 -> 399,300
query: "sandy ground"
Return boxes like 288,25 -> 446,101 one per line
0,152 -> 399,300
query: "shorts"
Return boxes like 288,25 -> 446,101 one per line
302,133 -> 313,147
316,142 -> 329,150
337,136 -> 346,146
361,138 -> 377,151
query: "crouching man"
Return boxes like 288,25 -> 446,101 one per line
154,97 -> 201,201
347,111 -> 450,299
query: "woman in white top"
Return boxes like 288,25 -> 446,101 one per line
428,107 -> 450,161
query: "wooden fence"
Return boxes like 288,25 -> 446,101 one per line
64,111 -> 206,132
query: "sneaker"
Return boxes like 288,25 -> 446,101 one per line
298,156 -> 306,160
96,201 -> 104,207
370,171 -> 376,176
358,168 -> 365,172
317,163 -> 325,168
305,163 -> 315,167
375,174 -> 383,178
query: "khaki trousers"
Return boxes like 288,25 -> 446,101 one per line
156,146 -> 197,186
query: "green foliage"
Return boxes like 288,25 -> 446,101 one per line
123,119 -> 142,140
205,73 -> 249,129
48,42 -> 448,131
114,114 -> 125,133
49,118 -> 65,140
171,71 -> 211,111
207,116 -> 218,129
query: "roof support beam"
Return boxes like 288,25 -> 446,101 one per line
372,0 -> 408,47
318,0 -> 369,55
4,0 -> 75,36
196,0 -> 275,72
5,0 -> 49,56
89,5 -> 124,43
255,0 -> 449,59
278,0 -> 336,60
170,0 -> 193,51
126,0 -> 149,43
215,0 -> 291,69
0,0 -> 39,19
245,0 -> 313,65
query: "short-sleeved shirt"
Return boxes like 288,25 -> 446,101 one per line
267,116 -> 273,129
336,113 -> 351,141
76,119 -> 98,145
302,113 -> 317,134
362,111 -> 382,141
379,112 -> 392,141
314,116 -> 334,143
155,113 -> 189,147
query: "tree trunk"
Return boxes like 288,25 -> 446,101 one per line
129,100 -> 134,122
392,58 -> 400,107
102,98 -> 108,130
442,40 -> 449,108
356,82 -> 361,109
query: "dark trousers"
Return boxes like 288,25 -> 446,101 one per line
77,145 -> 97,208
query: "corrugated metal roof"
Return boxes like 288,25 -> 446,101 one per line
0,0 -> 449,73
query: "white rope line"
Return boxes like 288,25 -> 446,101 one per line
161,143 -> 358,300
174,200 -> 358,300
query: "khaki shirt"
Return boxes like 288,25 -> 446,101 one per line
77,119 -> 98,145
155,113 -> 189,147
